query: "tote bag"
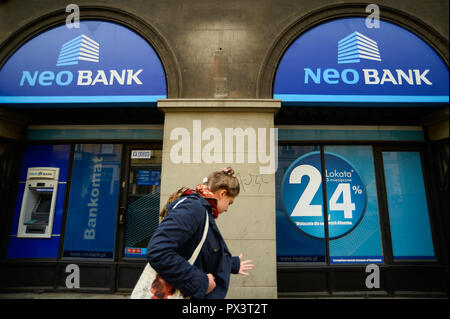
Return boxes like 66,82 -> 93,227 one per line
130,210 -> 209,299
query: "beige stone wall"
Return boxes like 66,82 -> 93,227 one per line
158,99 -> 280,299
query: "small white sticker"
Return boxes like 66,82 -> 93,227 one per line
131,150 -> 152,159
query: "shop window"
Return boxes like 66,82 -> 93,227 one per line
324,146 -> 383,263
276,145 -> 383,264
277,144 -> 437,265
382,151 -> 435,260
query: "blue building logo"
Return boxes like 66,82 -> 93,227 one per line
337,32 -> 381,64
56,34 -> 100,66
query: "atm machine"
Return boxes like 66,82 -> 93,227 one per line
17,167 -> 60,238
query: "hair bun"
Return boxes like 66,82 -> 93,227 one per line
221,167 -> 235,176
206,167 -> 240,197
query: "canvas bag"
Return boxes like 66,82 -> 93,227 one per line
130,209 -> 209,299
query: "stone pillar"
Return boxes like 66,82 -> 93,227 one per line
158,99 -> 280,299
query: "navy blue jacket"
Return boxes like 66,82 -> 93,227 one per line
147,193 -> 240,299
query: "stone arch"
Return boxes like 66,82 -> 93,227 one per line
0,5 -> 182,98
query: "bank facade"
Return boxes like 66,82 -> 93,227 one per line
0,1 -> 448,298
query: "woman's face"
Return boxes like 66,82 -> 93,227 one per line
214,189 -> 235,215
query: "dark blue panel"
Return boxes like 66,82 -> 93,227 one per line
9,183 -> 25,236
19,144 -> 71,182
7,144 -> 70,259
7,236 -> 61,259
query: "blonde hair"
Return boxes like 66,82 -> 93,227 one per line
205,167 -> 240,197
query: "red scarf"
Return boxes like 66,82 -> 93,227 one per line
183,185 -> 218,219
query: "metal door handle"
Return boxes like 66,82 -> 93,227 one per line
119,206 -> 126,224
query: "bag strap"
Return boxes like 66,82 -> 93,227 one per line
187,209 -> 209,265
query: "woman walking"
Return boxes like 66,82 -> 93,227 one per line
147,167 -> 254,299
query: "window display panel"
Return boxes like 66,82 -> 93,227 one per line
324,146 -> 383,263
382,151 -> 435,260
63,144 -> 122,259
276,145 -> 326,262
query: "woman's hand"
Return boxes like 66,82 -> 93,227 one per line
238,253 -> 254,276
206,273 -> 216,295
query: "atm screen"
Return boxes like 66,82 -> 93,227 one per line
36,194 -> 52,213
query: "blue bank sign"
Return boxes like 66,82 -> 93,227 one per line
0,20 -> 167,106
274,17 -> 449,105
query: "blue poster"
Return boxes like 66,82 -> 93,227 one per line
281,151 -> 367,239
137,170 -> 160,186
63,144 -> 121,259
